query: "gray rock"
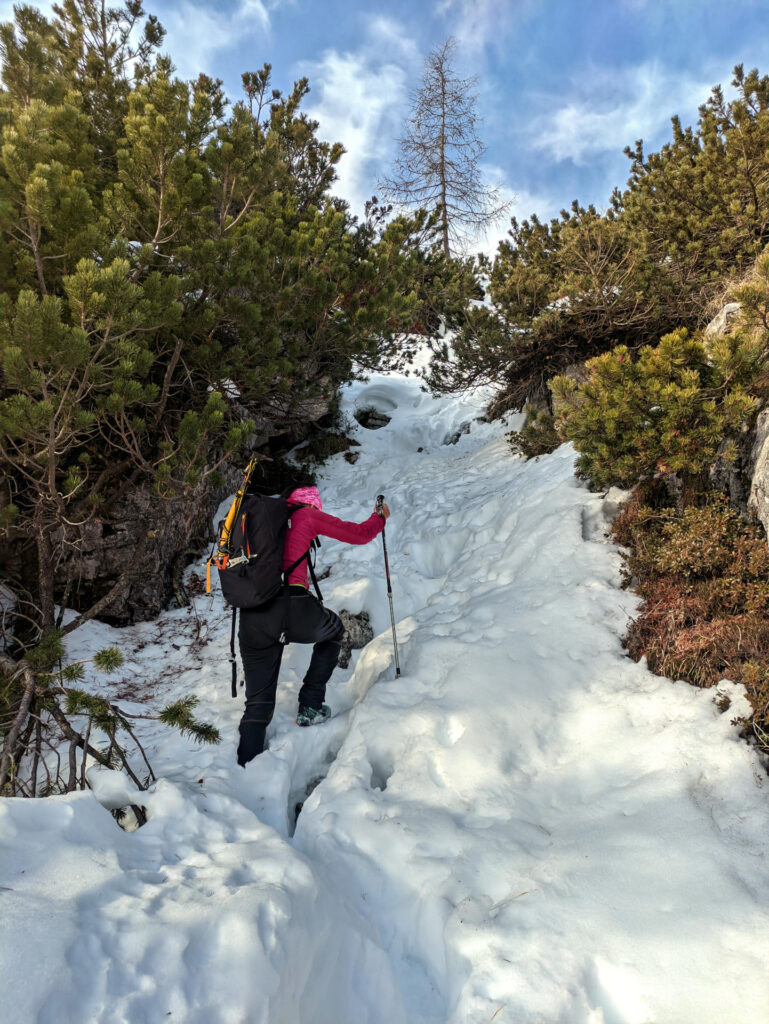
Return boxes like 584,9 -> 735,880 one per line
704,302 -> 742,337
711,430 -> 751,511
560,361 -> 590,385
46,388 -> 338,624
336,609 -> 374,669
354,407 -> 391,430
0,581 -> 15,651
443,421 -> 471,445
53,465 -> 241,624
748,409 -> 769,536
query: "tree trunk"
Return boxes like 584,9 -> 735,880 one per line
28,217 -> 47,295
440,71 -> 450,258
678,469 -> 709,510
36,524 -> 56,634
0,656 -> 37,792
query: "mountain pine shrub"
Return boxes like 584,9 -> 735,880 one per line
550,327 -> 763,498
0,1 -> 459,637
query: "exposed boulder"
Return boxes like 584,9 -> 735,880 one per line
560,361 -> 591,385
748,409 -> 769,537
701,300 -> 768,528
336,609 -> 374,669
53,464 -> 242,625
710,428 -> 754,512
354,406 -> 391,430
699,302 -> 769,538
704,301 -> 742,337
443,421 -> 471,445
0,581 -> 15,651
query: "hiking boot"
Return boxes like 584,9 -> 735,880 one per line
296,703 -> 331,727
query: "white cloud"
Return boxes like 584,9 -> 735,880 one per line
363,15 -> 420,64
508,185 -> 557,226
533,61 -> 716,165
456,162 -> 510,258
161,0 -> 271,80
301,18 -> 416,215
436,0 -> 537,56
437,0 -> 504,54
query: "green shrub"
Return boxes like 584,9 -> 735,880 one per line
551,328 -> 761,496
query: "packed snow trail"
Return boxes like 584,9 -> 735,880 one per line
2,370 -> 769,1024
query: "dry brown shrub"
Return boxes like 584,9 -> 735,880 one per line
615,498 -> 769,754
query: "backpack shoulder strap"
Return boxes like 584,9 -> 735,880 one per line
307,551 -> 323,603
282,545 -> 324,603
230,607 -> 238,698
283,548 -> 311,579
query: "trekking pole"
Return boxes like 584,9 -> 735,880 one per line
376,494 -> 401,678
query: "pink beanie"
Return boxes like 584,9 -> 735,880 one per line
288,485 -> 323,511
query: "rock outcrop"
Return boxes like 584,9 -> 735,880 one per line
702,301 -> 769,539
354,407 -> 391,430
749,410 -> 769,537
337,609 -> 374,669
49,390 -> 336,625
53,464 -> 242,625
704,301 -> 742,337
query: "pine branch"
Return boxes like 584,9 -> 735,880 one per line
158,697 -> 220,744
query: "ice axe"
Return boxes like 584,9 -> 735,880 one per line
376,494 -> 401,678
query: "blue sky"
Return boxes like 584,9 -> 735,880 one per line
4,0 -> 769,252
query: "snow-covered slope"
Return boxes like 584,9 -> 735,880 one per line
2,369 -> 768,1024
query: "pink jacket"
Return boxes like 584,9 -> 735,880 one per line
283,506 -> 385,587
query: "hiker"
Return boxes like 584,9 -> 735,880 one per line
236,486 -> 390,766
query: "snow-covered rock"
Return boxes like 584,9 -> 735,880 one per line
86,765 -> 144,811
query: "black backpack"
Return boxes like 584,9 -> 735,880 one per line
216,494 -> 298,609
206,463 -> 322,695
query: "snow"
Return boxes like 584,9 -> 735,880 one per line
2,367 -> 769,1024
87,765 -> 144,811
207,378 -> 241,399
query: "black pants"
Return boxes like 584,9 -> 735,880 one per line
236,587 -> 344,766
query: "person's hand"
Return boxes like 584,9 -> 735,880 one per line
375,502 -> 391,520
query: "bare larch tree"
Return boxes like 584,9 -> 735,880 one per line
380,37 -> 509,257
